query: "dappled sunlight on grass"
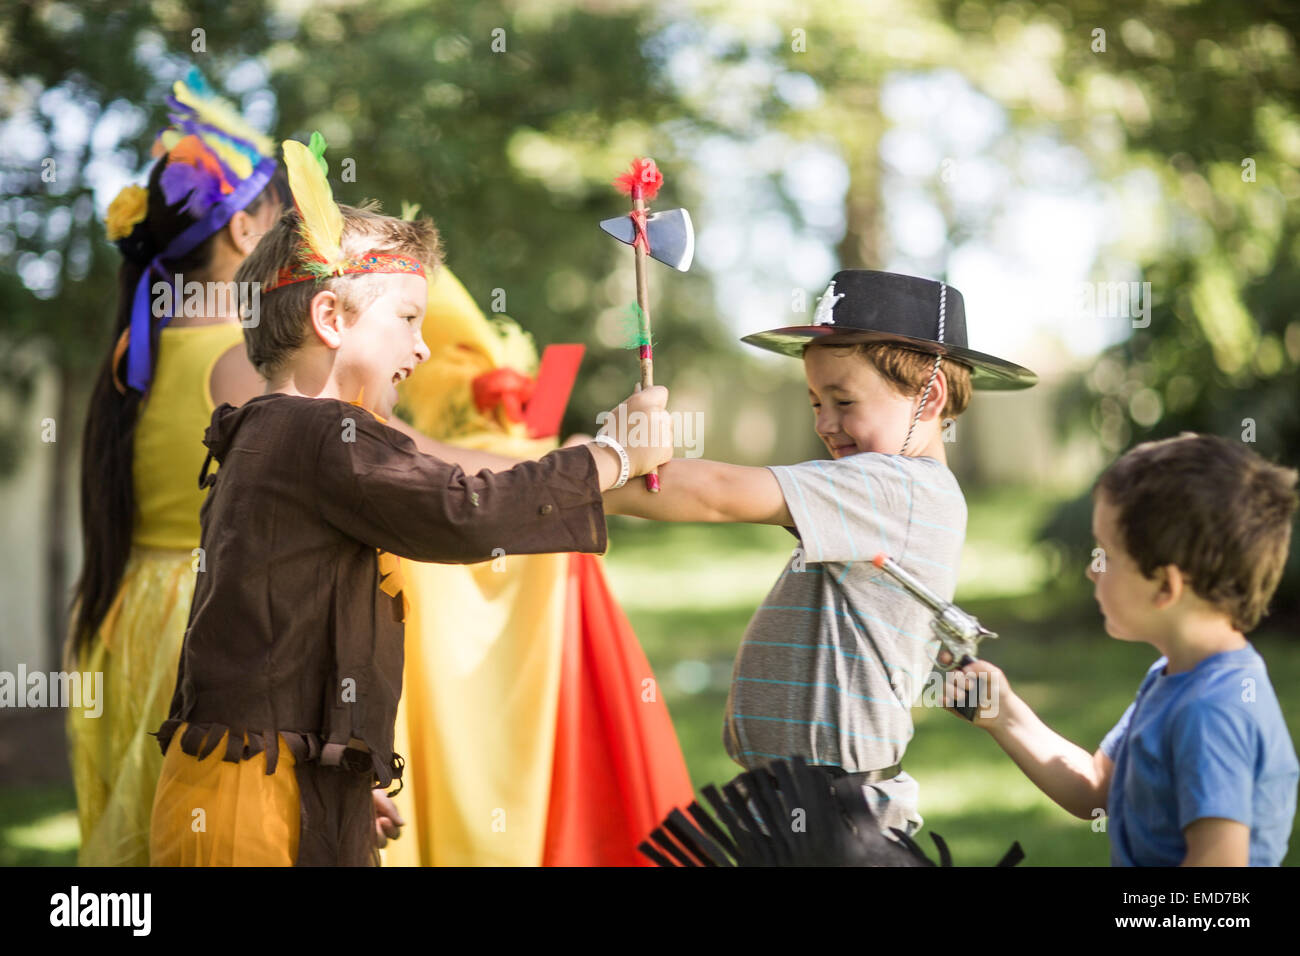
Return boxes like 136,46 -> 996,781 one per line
604,515 -> 792,611
5,811 -> 78,852
957,544 -> 1055,600
957,485 -> 1070,601
922,806 -> 1111,868
914,766 -> 1048,815
0,786 -> 78,866
604,551 -> 790,611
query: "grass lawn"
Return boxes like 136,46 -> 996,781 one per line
0,785 -> 78,867
4,485 -> 1296,866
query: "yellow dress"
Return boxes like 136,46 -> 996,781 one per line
68,322 -> 246,866
383,553 -> 572,866
380,271 -> 576,866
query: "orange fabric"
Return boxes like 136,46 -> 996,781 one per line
149,725 -> 300,866
541,553 -> 695,866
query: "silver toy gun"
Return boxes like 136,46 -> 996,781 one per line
871,553 -> 997,721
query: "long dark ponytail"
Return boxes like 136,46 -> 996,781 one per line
69,156 -> 287,656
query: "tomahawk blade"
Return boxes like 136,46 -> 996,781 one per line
598,208 -> 695,272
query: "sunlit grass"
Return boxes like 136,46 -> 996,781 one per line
605,517 -> 793,612
6,812 -> 79,852
0,786 -> 78,866
956,484 -> 1067,600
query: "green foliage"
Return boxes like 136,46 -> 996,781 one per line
0,1 -> 279,368
0,2 -> 284,483
988,1 -> 1300,611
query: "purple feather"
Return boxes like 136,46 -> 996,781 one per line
160,161 -> 223,216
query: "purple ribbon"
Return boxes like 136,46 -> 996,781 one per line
125,157 -> 277,393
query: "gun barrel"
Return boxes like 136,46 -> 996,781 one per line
871,553 -> 948,613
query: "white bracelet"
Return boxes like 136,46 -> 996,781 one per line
593,434 -> 630,489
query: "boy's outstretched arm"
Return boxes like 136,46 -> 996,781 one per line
387,415 -> 520,473
604,458 -> 793,526
389,419 -> 604,475
947,660 -> 1113,820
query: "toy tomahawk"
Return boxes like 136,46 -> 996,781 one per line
600,157 -> 694,491
871,553 -> 997,720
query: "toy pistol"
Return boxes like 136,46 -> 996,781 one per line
871,553 -> 997,720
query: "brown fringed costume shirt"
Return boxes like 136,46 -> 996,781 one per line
155,393 -> 608,865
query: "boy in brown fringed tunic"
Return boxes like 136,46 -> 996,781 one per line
149,148 -> 672,865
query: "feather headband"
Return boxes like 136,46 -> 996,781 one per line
263,132 -> 425,293
154,67 -> 276,219
109,66 -> 278,394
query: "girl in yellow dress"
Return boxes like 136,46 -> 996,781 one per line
66,70 -> 286,865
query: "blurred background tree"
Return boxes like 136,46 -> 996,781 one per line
262,0 -> 723,437
975,0 -> 1300,618
0,0 -> 278,661
4,0 -> 1298,664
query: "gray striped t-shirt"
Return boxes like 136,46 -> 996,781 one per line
722,453 -> 967,834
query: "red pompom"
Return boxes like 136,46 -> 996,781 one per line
613,157 -> 663,201
472,367 -> 535,423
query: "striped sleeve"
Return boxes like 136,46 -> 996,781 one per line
768,455 -> 913,566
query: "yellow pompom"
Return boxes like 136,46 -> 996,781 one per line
105,185 -> 149,241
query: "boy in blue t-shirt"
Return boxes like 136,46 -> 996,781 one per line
950,434 -> 1298,865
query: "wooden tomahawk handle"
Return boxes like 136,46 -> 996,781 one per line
632,194 -> 659,493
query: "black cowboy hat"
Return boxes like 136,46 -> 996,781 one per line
741,270 -> 1037,390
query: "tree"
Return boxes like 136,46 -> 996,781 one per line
0,0 -> 278,661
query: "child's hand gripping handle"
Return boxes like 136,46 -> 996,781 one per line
935,643 -> 981,721
871,553 -> 998,721
601,384 -> 673,489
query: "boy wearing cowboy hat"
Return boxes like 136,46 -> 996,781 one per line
606,269 -> 1036,836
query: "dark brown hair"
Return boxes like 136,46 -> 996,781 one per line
70,157 -> 287,655
237,203 -> 442,376
1095,433 -> 1299,632
806,341 -> 973,419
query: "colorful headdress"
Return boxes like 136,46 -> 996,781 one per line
107,67 -> 279,393
262,132 -> 425,293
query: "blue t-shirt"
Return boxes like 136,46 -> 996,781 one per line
1100,645 -> 1298,866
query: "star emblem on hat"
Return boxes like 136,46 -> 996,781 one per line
813,280 -> 844,326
